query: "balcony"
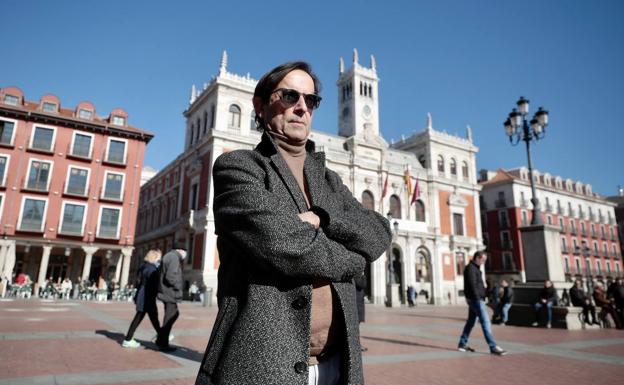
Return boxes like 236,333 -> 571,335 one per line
578,209 -> 585,219
545,203 -> 553,213
557,206 -> 564,215
520,199 -> 529,208
561,245 -> 570,253
591,231 -> 597,239
569,208 -> 576,217
495,199 -> 506,208
581,229 -> 587,237
570,227 -> 577,235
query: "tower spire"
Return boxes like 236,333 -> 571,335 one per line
190,84 -> 197,104
339,57 -> 344,74
353,48 -> 359,64
219,50 -> 228,75
370,54 -> 376,71
427,112 -> 433,130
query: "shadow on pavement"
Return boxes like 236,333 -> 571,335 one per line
95,329 -> 204,362
362,335 -> 458,352
400,313 -> 466,322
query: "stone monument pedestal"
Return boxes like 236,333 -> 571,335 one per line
386,283 -> 401,307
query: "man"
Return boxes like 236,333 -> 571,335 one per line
569,279 -> 599,326
195,62 -> 391,385
457,251 -> 507,356
157,242 -> 187,351
532,280 -> 557,328
593,282 -> 622,329
492,279 -> 513,325
612,277 -> 624,323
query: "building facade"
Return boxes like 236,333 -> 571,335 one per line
480,168 -> 622,285
0,86 -> 153,292
134,51 -> 483,305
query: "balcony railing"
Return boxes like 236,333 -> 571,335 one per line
569,208 -> 576,217
545,203 -> 553,213
557,206 -> 564,215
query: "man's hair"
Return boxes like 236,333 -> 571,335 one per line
473,250 -> 487,260
253,61 -> 321,130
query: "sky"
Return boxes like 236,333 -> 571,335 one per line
1,0 -> 623,196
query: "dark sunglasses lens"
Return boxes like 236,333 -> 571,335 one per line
281,89 -> 300,104
304,95 -> 321,109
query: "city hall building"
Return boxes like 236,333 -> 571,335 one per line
134,51 -> 483,305
0,87 -> 153,292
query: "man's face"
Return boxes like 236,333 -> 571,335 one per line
545,280 -> 552,288
256,69 -> 315,143
475,254 -> 487,266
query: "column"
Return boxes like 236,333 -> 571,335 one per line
37,246 -> 52,287
114,252 -> 123,283
81,246 -> 99,282
119,246 -> 134,288
3,241 -> 16,281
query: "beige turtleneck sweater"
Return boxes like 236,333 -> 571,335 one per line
270,132 -> 338,364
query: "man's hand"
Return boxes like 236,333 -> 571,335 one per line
298,212 -> 321,229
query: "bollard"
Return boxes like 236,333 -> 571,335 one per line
202,288 -> 213,307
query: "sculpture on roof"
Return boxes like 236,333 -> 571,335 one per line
353,48 -> 359,64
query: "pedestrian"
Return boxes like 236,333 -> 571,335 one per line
122,249 -> 162,348
593,282 -> 622,329
354,271 -> 368,352
189,281 -> 199,302
569,279 -> 599,326
194,61 -> 392,385
457,250 -> 507,355
611,277 -> 624,323
531,280 -> 557,328
407,285 -> 416,307
492,279 -> 513,325
156,243 -> 187,351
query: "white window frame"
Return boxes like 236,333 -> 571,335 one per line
0,192 -> 5,222
70,131 -> 94,158
3,94 -> 19,106
606,260 -> 611,274
0,117 -> 18,146
25,158 -> 54,191
102,170 -> 125,201
64,165 -> 91,196
0,153 -> 10,186
451,210 -> 466,237
563,256 -> 570,273
42,101 -> 58,113
105,137 -> 128,164
111,115 -> 126,126
596,260 -> 602,275
78,108 -> 93,120
58,200 -> 88,236
17,196 -> 48,232
29,124 -> 57,152
97,205 -> 123,239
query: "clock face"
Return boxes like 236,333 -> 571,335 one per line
362,105 -> 372,119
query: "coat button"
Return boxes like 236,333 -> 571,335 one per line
294,361 -> 307,374
292,296 -> 308,310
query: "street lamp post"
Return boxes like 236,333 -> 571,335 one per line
504,97 -> 549,225
386,213 -> 400,307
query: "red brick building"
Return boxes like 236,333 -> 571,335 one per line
0,86 -> 153,292
480,168 -> 622,285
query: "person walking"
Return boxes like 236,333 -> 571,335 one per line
157,243 -> 187,351
122,249 -> 162,348
457,251 -> 507,355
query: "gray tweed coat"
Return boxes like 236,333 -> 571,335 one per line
195,132 -> 391,385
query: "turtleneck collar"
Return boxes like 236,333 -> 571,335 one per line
267,130 -> 307,158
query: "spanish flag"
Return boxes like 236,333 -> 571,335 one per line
381,171 -> 389,199
411,178 -> 421,205
404,169 -> 412,196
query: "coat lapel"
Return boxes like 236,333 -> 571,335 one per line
304,149 -> 326,207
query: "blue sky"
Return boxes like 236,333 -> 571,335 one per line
1,0 -> 622,195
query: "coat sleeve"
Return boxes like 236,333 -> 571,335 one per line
212,152 -> 366,282
464,267 -> 477,299
164,255 -> 183,292
311,171 -> 392,263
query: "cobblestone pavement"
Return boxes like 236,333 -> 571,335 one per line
1,298 -> 623,384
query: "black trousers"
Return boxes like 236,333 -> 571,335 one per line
125,307 -> 160,341
158,302 -> 179,346
580,303 -> 597,324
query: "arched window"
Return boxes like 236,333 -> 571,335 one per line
195,118 -> 201,141
361,190 -> 375,211
450,158 -> 457,177
414,200 -> 425,222
418,155 -> 426,168
389,195 -> 401,219
229,104 -> 241,128
189,124 -> 195,145
462,161 -> 469,180
368,84 -> 372,98
210,104 -> 216,128
203,111 -> 208,134
250,110 -> 257,130
437,155 -> 445,175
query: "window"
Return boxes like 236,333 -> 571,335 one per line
606,261 -> 611,274
453,213 -> 464,236
106,139 -> 126,164
26,160 -> 52,191
418,155 -> 426,168
42,102 -> 57,112
617,263 -> 621,275
203,111 -> 208,133
0,119 -> 16,145
78,109 -> 93,120
503,252 -> 514,270
591,224 -> 596,237
572,238 -> 578,252
501,231 -> 511,249
103,172 -> 124,200
455,252 -> 466,275
71,132 -> 93,158
564,257 -> 570,273
361,190 -> 374,211
575,258 -> 581,273
462,161 -> 469,180
189,182 -> 198,210
66,167 -> 89,196
3,94 -> 19,105
0,155 -> 8,186
499,210 -> 508,227
111,115 -> 125,126
585,258 -> 592,274
228,104 -> 241,128
437,155 -> 445,174
559,217 -> 565,232
561,237 -> 568,252
596,261 -> 602,275
414,200 -> 425,222
0,193 -> 4,220
570,219 -> 576,234
59,202 -> 86,235
389,195 -> 401,219
547,215 -> 552,225
593,242 -> 599,255
581,222 -> 586,235
19,197 -> 47,232
450,159 -> 457,177
522,211 -> 528,226
30,126 -> 55,151
98,207 -> 121,238
210,104 -> 216,128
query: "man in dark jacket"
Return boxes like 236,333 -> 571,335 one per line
157,243 -> 187,351
492,279 -> 513,325
612,277 -> 624,323
532,280 -> 557,328
593,282 -> 622,329
195,62 -> 391,385
457,251 -> 507,355
569,279 -> 598,326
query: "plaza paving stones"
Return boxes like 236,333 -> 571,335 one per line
1,298 -> 623,384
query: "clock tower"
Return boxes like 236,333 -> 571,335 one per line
337,49 -> 380,138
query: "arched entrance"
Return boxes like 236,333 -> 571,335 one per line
415,247 -> 433,304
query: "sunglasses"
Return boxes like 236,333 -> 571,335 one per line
272,88 -> 322,110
